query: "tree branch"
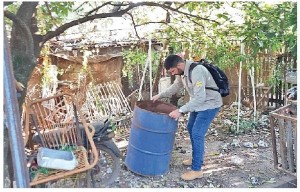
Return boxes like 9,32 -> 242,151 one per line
251,2 -> 271,14
85,1 -> 130,16
136,21 -> 167,27
180,14 -> 217,43
174,2 -> 189,10
145,2 -> 220,25
42,1 -> 220,43
126,13 -> 140,39
42,4 -> 136,43
136,20 -> 212,44
186,16 -> 205,31
4,10 -> 35,60
251,2 -> 281,20
85,1 -> 112,16
74,1 -> 89,12
110,2 -> 130,7
168,25 -> 204,44
45,2 -> 59,28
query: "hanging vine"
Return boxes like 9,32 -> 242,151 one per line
122,46 -> 159,81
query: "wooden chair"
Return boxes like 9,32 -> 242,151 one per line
25,93 -> 98,187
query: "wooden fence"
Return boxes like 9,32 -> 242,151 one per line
224,50 -> 296,111
124,44 -> 296,112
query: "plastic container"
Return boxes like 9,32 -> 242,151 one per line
37,147 -> 78,170
125,100 -> 178,176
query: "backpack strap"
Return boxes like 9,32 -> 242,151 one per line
188,62 -> 199,83
188,60 -> 219,92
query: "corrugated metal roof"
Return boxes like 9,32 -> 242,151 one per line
49,53 -> 122,63
49,36 -> 162,51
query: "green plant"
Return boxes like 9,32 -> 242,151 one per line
110,122 -> 117,131
30,167 -> 50,180
267,66 -> 282,88
122,47 -> 147,79
40,57 -> 60,87
239,119 -> 257,132
230,118 -> 258,134
37,2 -> 75,35
229,114 -> 258,134
122,47 -> 159,80
79,50 -> 105,113
60,144 -> 77,152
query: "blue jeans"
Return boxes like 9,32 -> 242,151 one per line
186,107 -> 220,171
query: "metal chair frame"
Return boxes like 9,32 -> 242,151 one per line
24,93 -> 98,187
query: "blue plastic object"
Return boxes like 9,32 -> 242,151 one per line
37,147 -> 78,170
125,100 -> 178,176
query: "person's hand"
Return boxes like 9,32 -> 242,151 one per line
169,109 -> 181,120
151,94 -> 160,102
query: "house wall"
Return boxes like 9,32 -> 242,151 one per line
26,54 -> 123,101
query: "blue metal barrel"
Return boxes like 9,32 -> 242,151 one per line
125,100 -> 178,176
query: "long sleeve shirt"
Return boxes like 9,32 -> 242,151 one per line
158,60 -> 223,113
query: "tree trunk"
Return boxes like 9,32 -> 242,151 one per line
9,2 -> 39,107
5,2 -> 39,187
153,40 -> 169,93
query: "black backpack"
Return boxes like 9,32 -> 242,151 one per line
188,59 -> 230,97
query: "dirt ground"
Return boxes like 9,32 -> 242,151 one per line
4,105 -> 296,188
108,106 -> 297,188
